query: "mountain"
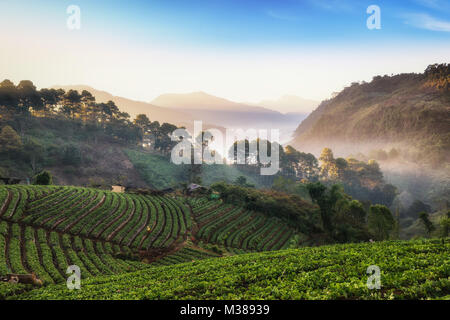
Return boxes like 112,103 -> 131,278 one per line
257,95 -> 319,114
153,91 -> 274,113
52,85 -> 194,126
52,87 -> 299,139
151,92 -> 300,131
290,64 -> 450,168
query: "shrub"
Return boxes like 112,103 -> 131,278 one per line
33,170 -> 52,185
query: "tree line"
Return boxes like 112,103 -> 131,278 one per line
0,79 -> 181,152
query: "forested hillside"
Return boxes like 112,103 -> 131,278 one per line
291,64 -> 450,168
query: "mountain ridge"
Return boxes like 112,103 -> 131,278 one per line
290,64 -> 450,167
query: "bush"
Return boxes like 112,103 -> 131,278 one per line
33,171 -> 52,185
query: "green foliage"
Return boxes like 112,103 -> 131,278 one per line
0,126 -> 22,153
234,175 -> 254,188
125,149 -> 185,189
368,205 -> 395,240
418,211 -> 435,236
61,144 -> 82,166
424,63 -> 450,90
9,239 -> 450,300
440,211 -> 450,237
306,182 -> 372,242
211,182 -> 317,234
33,170 -> 52,185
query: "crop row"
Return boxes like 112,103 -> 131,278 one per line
194,201 -> 296,252
11,239 -> 449,300
0,186 -> 191,251
0,221 -> 150,284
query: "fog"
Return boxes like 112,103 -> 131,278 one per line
291,139 -> 450,212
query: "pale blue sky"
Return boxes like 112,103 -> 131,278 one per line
1,0 -> 449,102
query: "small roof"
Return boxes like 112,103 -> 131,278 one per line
187,183 -> 202,190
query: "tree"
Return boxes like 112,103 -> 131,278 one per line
368,204 -> 395,240
418,211 -> 435,236
307,182 -> 335,234
62,90 -> 82,119
347,200 -> 367,225
39,88 -> 64,115
80,90 -> 96,122
0,80 -> 18,115
0,126 -> 22,153
319,148 -> 338,180
439,211 -> 450,237
17,80 -> 42,114
155,123 -> 178,154
33,171 -> 52,185
235,175 -> 254,188
335,157 -> 348,180
272,176 -> 294,193
134,114 -> 151,132
282,145 -> 318,180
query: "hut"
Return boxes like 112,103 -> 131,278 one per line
111,185 -> 126,193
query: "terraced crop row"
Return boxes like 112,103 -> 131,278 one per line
13,239 -> 449,300
0,185 -> 298,286
0,186 -> 191,251
193,200 -> 296,252
0,220 -> 150,284
0,185 -> 199,285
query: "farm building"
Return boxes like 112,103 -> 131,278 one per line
111,185 -> 126,193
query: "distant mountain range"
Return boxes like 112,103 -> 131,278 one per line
54,86 -> 310,140
52,85 -> 193,125
150,91 -> 306,130
290,64 -> 450,168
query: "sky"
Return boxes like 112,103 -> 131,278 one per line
0,0 -> 449,104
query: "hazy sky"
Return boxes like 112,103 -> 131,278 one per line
1,0 -> 449,103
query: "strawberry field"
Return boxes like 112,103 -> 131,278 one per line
7,238 -> 449,300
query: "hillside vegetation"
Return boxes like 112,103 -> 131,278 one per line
291,64 -> 450,168
0,185 -> 305,291
8,238 -> 449,300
